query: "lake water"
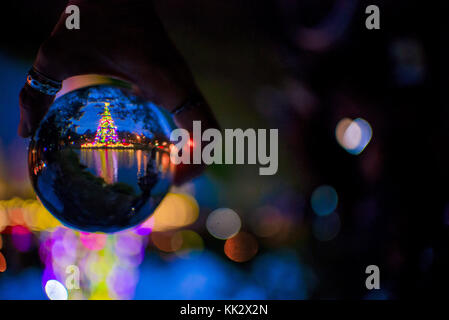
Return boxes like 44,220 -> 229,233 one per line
77,148 -> 174,195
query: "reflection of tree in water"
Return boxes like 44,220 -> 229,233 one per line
138,160 -> 159,193
46,148 -> 161,232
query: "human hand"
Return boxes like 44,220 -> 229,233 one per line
19,0 -> 218,184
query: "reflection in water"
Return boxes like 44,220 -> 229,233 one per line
30,145 -> 174,233
79,149 -> 171,186
95,149 -> 117,184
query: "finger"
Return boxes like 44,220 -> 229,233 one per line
172,96 -> 219,133
171,96 -> 220,185
18,83 -> 56,138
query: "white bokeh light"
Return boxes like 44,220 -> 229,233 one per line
336,117 -> 372,155
45,279 -> 68,300
206,208 -> 242,240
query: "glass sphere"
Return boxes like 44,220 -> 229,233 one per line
28,85 -> 176,233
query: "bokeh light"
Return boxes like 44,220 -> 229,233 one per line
252,250 -> 309,299
0,198 -> 61,232
11,225 -> 32,252
0,252 -> 6,272
311,185 -> 338,216
224,232 -> 258,263
45,279 -> 68,300
115,232 -> 145,257
174,230 -> 204,258
150,193 -> 199,232
249,206 -> 285,238
107,265 -> 139,299
80,232 -> 107,251
206,208 -> 242,240
312,212 -> 341,241
0,1 -> 431,301
89,282 -> 112,300
52,232 -> 77,269
151,231 -> 183,253
336,118 -> 372,155
133,217 -> 153,236
0,205 -> 8,232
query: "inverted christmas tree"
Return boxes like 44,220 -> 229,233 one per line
81,102 -> 131,148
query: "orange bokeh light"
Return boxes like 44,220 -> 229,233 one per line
224,232 -> 258,263
0,252 -> 6,272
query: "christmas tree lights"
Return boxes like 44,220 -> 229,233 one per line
81,103 -> 132,148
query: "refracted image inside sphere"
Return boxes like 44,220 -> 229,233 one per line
28,85 -> 176,233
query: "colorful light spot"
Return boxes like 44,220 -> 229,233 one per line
0,252 -> 6,272
80,232 -> 107,251
336,117 -> 372,155
311,185 -> 338,216
174,230 -> 204,258
45,280 -> 68,300
206,208 -> 242,240
151,193 -> 199,231
313,212 -> 341,241
224,232 -> 258,263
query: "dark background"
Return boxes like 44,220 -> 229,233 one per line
0,0 -> 447,299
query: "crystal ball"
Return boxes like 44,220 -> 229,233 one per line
28,85 -> 176,233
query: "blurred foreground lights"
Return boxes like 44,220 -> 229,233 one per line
0,252 -> 6,272
150,193 -> 199,231
45,280 -> 68,300
51,239 -> 77,268
133,217 -> 153,235
336,118 -> 372,155
151,230 -> 204,258
0,198 -> 61,232
107,266 -> 139,300
206,208 -> 242,240
313,212 -> 341,241
0,205 -> 8,232
114,232 -> 144,257
224,232 -> 258,263
250,206 -> 284,238
311,185 -> 338,216
84,253 -> 115,285
151,231 -> 182,253
174,230 -> 204,258
11,225 -> 32,252
80,232 -> 107,251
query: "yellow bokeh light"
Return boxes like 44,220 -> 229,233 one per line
173,230 -> 204,258
89,281 -> 112,300
0,197 -> 61,232
150,193 -> 199,232
0,203 -> 8,232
